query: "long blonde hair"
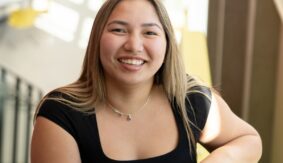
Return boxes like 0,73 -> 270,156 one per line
35,0 -> 202,152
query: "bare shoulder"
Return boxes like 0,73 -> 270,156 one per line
31,116 -> 81,163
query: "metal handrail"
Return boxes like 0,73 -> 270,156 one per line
0,64 -> 43,163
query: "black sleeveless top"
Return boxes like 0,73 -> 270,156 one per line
37,86 -> 211,163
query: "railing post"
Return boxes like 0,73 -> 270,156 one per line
24,85 -> 33,163
12,77 -> 21,163
0,68 -> 6,163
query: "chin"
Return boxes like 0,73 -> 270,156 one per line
118,76 -> 153,86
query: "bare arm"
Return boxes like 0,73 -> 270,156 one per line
199,92 -> 262,163
31,117 -> 81,163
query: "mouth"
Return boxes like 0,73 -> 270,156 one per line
118,58 -> 146,66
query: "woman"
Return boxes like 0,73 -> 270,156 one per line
31,0 -> 262,163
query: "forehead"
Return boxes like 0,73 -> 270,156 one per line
107,0 -> 162,25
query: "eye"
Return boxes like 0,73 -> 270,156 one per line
110,28 -> 126,33
145,31 -> 157,36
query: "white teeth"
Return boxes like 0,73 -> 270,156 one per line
119,59 -> 144,65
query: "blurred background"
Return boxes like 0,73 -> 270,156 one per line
0,0 -> 282,162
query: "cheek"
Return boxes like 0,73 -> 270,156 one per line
100,35 -> 112,59
100,33 -> 121,60
99,35 -> 113,70
149,40 -> 167,63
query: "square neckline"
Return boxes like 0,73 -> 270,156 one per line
92,104 -> 185,162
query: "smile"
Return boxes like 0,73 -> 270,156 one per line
118,58 -> 145,66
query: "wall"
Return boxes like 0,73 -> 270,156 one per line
271,24 -> 283,163
207,0 -> 283,162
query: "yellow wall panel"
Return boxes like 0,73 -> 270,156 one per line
180,30 -> 212,86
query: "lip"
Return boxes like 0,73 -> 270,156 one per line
117,56 -> 147,64
119,58 -> 144,65
117,56 -> 147,61
117,56 -> 147,71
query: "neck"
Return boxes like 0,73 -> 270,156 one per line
105,80 -> 154,114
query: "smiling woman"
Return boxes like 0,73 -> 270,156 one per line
30,0 -> 262,163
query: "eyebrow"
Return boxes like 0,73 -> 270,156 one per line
107,20 -> 163,30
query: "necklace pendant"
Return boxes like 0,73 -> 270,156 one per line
127,114 -> 132,121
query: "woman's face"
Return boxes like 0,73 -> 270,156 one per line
100,0 -> 167,86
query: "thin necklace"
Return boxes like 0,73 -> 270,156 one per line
107,93 -> 151,121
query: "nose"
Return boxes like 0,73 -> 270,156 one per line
123,33 -> 144,54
